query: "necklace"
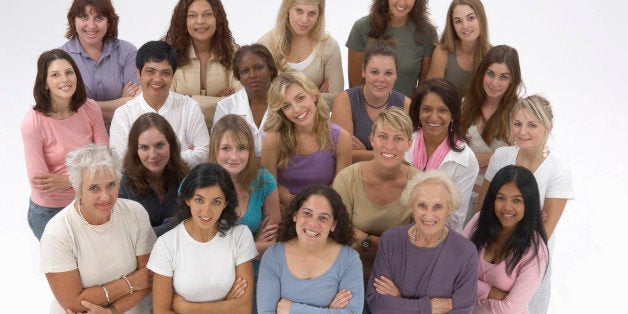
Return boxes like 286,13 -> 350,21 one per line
77,202 -> 113,232
362,86 -> 390,109
409,225 -> 447,248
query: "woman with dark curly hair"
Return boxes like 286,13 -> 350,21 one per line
257,185 -> 364,313
346,0 -> 437,97
148,163 -> 257,313
163,0 -> 241,130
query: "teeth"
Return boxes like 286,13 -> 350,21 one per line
427,122 -> 442,127
296,111 -> 307,120
304,229 -> 319,237
422,220 -> 437,225
200,216 -> 211,221
395,5 -> 406,11
382,153 -> 395,158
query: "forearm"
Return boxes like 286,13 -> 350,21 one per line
97,98 -> 133,122
351,150 -> 374,163
110,286 -> 151,313
254,240 -> 276,258
175,297 -> 252,314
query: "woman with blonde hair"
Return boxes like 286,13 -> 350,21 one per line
262,71 -> 351,209
258,0 -> 343,105
426,0 -> 491,96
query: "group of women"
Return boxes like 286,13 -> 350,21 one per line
23,0 -> 574,313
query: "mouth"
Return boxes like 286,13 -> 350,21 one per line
427,122 -> 443,127
381,152 -> 397,159
59,84 -> 73,91
295,110 -> 309,121
394,4 -> 408,12
421,219 -> 438,226
304,229 -> 319,237
82,30 -> 98,38
194,27 -> 210,33
148,83 -> 166,90
462,30 -> 474,36
199,216 -> 213,223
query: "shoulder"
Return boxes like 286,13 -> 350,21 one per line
445,229 -> 477,257
115,39 -> 137,51
257,32 -> 272,46
261,242 -> 284,263
319,36 -> 340,51
381,224 -> 411,241
115,198 -> 150,220
352,15 -> 371,29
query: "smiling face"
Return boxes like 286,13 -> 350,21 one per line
46,59 -> 77,107
483,63 -> 512,101
186,0 -> 216,44
238,52 -> 273,96
137,127 -> 170,177
494,182 -> 525,231
362,55 -> 397,99
137,60 -> 174,106
288,3 -> 320,36
216,131 -> 250,177
370,123 -> 411,166
186,185 -> 227,232
410,182 -> 451,237
511,108 -> 548,152
452,4 -> 480,43
388,0 -> 415,22
74,5 -> 108,47
293,194 -> 336,245
281,83 -> 317,128
419,92 -> 452,142
79,169 -> 119,224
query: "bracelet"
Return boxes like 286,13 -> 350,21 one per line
102,285 -> 111,304
122,276 -> 134,294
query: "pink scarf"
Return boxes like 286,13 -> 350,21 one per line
412,128 -> 451,170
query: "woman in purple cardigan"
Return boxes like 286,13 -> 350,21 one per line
366,170 -> 477,313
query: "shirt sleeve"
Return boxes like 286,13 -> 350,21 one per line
212,98 -> 229,130
256,244 -> 282,313
345,17 -> 369,51
146,235 -> 174,277
331,168 -> 354,217
447,151 -> 479,233
545,165 -> 575,200
84,99 -> 109,146
108,106 -> 130,161
130,201 -> 157,256
449,246 -> 478,313
484,148 -> 507,182
181,99 -> 210,167
40,219 -> 78,274
120,41 -> 140,85
233,226 -> 258,266
323,37 -> 345,97
21,110 -> 48,183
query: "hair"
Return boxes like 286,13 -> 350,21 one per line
267,0 -> 328,71
123,113 -> 189,197
136,40 -> 178,72
439,0 -> 491,71
470,165 -> 549,276
362,39 -> 398,69
461,45 -> 522,146
209,114 -> 261,193
510,94 -> 553,145
65,0 -> 119,41
371,106 -> 413,139
232,44 -> 278,82
368,0 -> 434,44
66,144 -> 122,200
264,71 -> 332,169
400,169 -> 461,213
33,49 -> 87,114
174,163 -> 238,236
278,185 -> 354,245
409,78 -> 465,151
163,0 -> 235,69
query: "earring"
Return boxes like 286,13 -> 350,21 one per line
542,145 -> 549,158
450,121 -> 454,132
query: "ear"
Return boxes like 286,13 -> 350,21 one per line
136,68 -> 141,80
185,199 -> 191,207
330,220 -> 337,232
361,65 -> 366,79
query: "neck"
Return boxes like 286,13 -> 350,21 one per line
79,38 -> 104,57
49,100 -> 72,115
424,133 -> 447,149
366,159 -> 404,180
292,237 -> 331,255
143,94 -> 168,111
389,16 -> 407,27
518,145 -> 545,162
458,40 -> 477,54
247,89 -> 269,104
413,225 -> 447,248
363,86 -> 390,107
291,31 -> 312,42
192,39 -> 212,55
185,219 -> 219,243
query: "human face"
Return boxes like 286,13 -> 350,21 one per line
370,124 -> 411,166
483,63 -> 512,100
186,0 -> 216,44
511,108 -> 548,152
186,185 -> 227,231
362,55 -> 397,99
293,194 -> 336,245
79,170 -> 119,224
281,84 -> 317,129
46,59 -> 77,107
75,5 -> 108,47
137,60 -> 174,103
494,182 -> 525,231
419,92 -> 452,142
137,127 -> 170,177
410,182 -> 451,237
452,4 -> 480,43
288,3 -> 319,36
238,52 -> 272,95
388,0 -> 415,23
216,131 -> 250,177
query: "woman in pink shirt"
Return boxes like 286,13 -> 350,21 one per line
463,165 -> 549,313
21,49 -> 109,240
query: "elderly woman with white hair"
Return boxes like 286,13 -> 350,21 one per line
39,144 -> 156,314
365,170 -> 478,314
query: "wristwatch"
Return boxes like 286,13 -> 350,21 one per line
361,235 -> 371,249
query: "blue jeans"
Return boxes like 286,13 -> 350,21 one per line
27,199 -> 64,240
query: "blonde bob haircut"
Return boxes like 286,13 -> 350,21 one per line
401,170 -> 462,214
371,106 -> 413,140
264,71 -> 332,169
510,94 -> 553,144
267,0 -> 328,71
439,0 -> 490,71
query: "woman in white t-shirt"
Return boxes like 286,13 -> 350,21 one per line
148,163 -> 258,313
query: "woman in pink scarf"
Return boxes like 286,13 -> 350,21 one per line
405,78 -> 478,232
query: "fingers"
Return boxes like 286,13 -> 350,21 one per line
351,136 -> 366,150
319,80 -> 330,93
218,86 -> 236,97
329,289 -> 352,309
227,277 -> 248,299
122,82 -> 140,97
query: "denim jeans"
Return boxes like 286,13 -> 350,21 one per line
27,199 -> 64,240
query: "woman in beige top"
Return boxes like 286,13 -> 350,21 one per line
332,107 -> 418,283
163,0 -> 241,129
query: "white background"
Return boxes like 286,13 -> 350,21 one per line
1,1 -> 626,312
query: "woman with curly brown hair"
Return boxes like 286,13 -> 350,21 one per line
346,0 -> 437,97
163,0 -> 241,130
257,185 -> 363,313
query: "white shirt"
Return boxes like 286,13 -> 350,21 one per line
109,91 -> 209,167
214,88 -> 269,156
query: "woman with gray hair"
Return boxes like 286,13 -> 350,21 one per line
39,144 -> 156,314
365,170 -> 478,314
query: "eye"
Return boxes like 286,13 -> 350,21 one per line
528,123 -> 537,128
377,134 -> 387,140
254,64 -> 265,71
203,12 -> 213,17
138,144 -> 149,151
220,145 -> 231,151
212,199 -> 224,206
194,197 -> 204,204
295,8 -> 303,14
513,122 -> 521,127
80,15 -> 88,21
438,107 -> 449,114
88,185 -> 98,191
302,211 -> 312,217
486,71 -> 495,78
296,95 -> 306,102
238,145 -> 248,151
416,202 -> 426,209
393,135 -> 405,142
107,182 -> 117,189
513,198 -> 522,203
370,70 -> 379,76
95,16 -> 103,22
496,195 -> 506,201
51,73 -> 59,78
308,11 -> 318,17
385,70 -> 394,76
282,103 -> 291,110
499,75 -> 510,81
187,13 -> 197,19
434,204 -> 443,210
468,15 -> 476,21
66,70 -> 75,76
161,70 -> 173,77
156,142 -> 166,149
319,216 -> 329,221
421,106 -> 431,112
453,18 -> 461,24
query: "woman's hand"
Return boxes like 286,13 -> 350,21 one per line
65,300 -> 116,314
225,277 -> 248,300
351,135 -> 366,150
121,81 -> 140,98
126,267 -> 153,291
277,298 -> 293,314
32,173 -> 70,193
217,86 -> 236,97
488,286 -> 508,300
541,210 -> 548,222
373,276 -> 401,297
431,297 -> 453,314
319,80 -> 330,93
328,288 -> 352,309
255,216 -> 278,242
278,185 -> 295,207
